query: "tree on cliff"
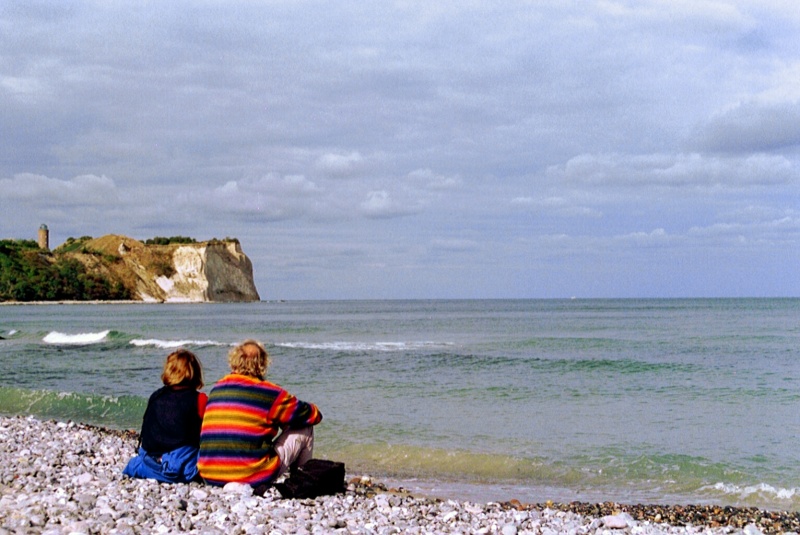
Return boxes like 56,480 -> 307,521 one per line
0,240 -> 131,302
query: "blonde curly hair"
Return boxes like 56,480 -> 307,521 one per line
228,339 -> 271,380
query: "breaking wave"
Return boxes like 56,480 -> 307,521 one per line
43,330 -> 111,345
130,338 -> 229,349
705,482 -> 800,501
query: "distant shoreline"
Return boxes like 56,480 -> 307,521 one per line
0,300 -> 152,306
0,300 -> 246,306
0,299 -> 274,306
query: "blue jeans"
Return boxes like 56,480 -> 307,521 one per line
122,446 -> 200,484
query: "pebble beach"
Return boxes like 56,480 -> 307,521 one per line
1,417 -> 797,534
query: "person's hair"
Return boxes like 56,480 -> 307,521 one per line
228,339 -> 270,380
161,349 -> 204,389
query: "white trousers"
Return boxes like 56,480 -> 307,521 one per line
273,426 -> 315,477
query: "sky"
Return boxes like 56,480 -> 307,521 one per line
2,1 -> 799,299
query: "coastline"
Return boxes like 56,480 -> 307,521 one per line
0,300 -> 255,306
0,416 -> 793,534
0,300 -> 146,306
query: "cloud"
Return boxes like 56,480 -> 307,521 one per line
616,228 -> 673,247
406,168 -> 462,190
694,100 -> 800,153
2,1 -> 800,297
0,76 -> 47,104
510,195 -> 603,217
193,174 -> 324,221
547,152 -> 797,189
359,190 -> 413,219
315,152 -> 365,178
0,173 -> 119,205
687,214 -> 800,246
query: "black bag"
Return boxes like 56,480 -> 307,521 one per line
274,459 -> 346,499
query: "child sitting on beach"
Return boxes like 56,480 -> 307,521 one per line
122,349 -> 207,483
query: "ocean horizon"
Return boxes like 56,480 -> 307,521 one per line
1,298 -> 799,509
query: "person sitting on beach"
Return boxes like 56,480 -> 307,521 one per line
122,349 -> 207,483
197,339 -> 322,491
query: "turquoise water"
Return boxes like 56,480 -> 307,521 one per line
1,299 -> 799,508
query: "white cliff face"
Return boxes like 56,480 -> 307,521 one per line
155,242 -> 260,303
77,235 -> 261,303
159,246 -> 210,302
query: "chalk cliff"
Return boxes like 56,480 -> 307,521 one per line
73,235 -> 260,303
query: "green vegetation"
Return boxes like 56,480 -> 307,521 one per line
211,237 -> 240,244
145,236 -> 197,245
0,239 -> 131,302
145,236 -> 240,246
55,236 -> 94,253
54,237 -> 118,263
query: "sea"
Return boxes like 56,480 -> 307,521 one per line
1,298 -> 799,510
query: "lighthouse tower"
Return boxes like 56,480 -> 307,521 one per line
38,224 -> 49,251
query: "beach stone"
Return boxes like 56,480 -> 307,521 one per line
501,524 -> 518,535
223,481 -> 253,496
744,525 -> 764,535
74,472 -> 93,485
191,488 -> 210,500
603,513 -> 632,529
1,416 -> 796,535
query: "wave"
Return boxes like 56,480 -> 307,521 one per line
704,482 -> 800,501
43,330 -> 111,345
130,338 -> 229,349
0,385 -> 145,430
319,441 -> 800,508
1,382 -> 797,510
548,357 -> 702,375
277,341 -> 453,352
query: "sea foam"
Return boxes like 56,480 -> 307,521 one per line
708,482 -> 799,500
130,338 -> 227,349
43,330 -> 110,345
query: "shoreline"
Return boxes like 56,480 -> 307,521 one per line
0,299 -> 272,306
0,300 -> 147,306
0,416 -> 795,534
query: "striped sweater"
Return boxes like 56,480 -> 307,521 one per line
197,373 -> 322,487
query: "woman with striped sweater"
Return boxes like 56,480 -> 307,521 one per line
197,339 -> 322,489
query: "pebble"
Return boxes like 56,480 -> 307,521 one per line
0,416 -> 792,534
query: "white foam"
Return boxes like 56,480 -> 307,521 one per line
130,338 -> 226,349
43,330 -> 110,345
707,482 -> 799,500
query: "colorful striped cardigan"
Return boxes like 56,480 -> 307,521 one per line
197,373 -> 322,487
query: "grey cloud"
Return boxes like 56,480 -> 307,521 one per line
3,1 -> 800,298
510,195 -> 603,218
616,228 -> 673,248
189,174 -> 325,221
688,215 -> 800,245
406,168 -> 462,190
0,173 -> 119,205
359,190 -> 419,219
315,152 -> 365,178
694,101 -> 800,153
548,152 -> 797,188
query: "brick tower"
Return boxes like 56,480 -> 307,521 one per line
38,224 -> 49,251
